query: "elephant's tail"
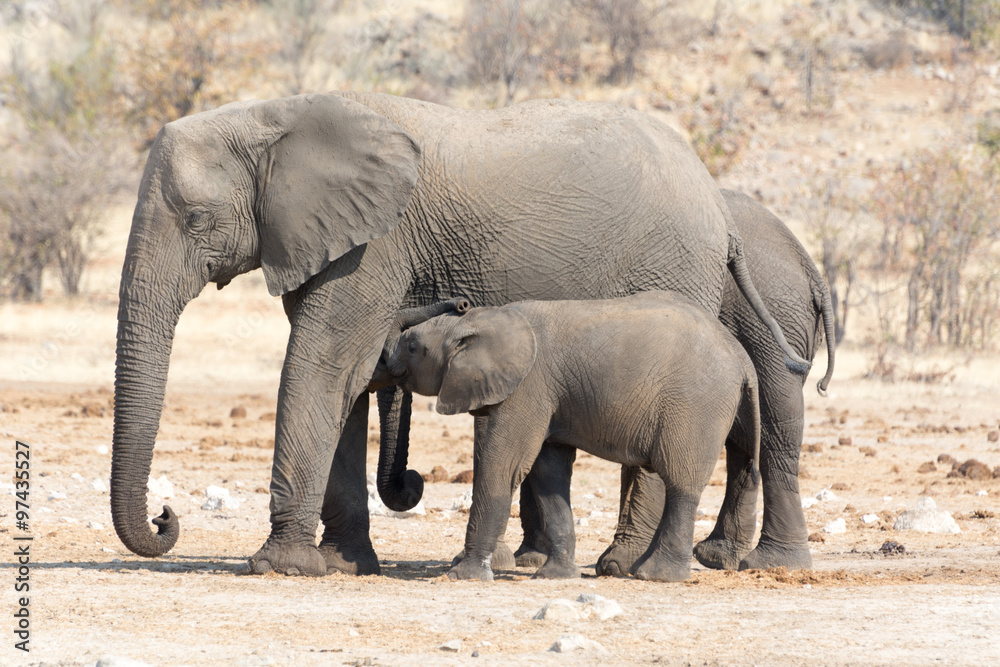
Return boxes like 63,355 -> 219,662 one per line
813,277 -> 837,397
727,234 -> 812,376
739,362 -> 762,487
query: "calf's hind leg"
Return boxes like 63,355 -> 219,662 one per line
630,480 -> 700,582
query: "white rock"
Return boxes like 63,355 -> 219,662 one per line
102,547 -> 116,553
862,514 -> 880,524
581,493 -> 595,500
822,518 -> 847,534
88,521 -> 104,530
893,498 -> 960,534
452,490 -> 474,511
201,485 -> 239,510
549,634 -> 605,653
815,489 -> 839,502
368,492 -> 391,517
533,599 -> 580,621
588,510 -> 608,518
976,490 -> 988,497
48,491 -> 67,501
92,478 -> 108,493
72,473 -> 85,482
60,517 -> 77,523
147,475 -> 174,499
575,517 -> 589,527
95,656 -> 154,667
801,497 -> 818,509
695,519 -> 713,528
348,629 -> 360,637
439,639 -> 462,652
95,445 -> 109,455
577,594 -> 624,620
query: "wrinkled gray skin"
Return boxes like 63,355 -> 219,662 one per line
110,92 -> 808,577
512,190 -> 837,574
387,293 -> 761,582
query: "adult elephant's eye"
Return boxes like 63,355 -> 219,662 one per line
185,209 -> 208,231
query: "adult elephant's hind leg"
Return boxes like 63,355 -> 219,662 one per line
693,435 -> 758,570
318,393 -> 381,575
529,444 -> 578,579
739,414 -> 812,570
597,466 -> 662,576
514,472 -> 549,568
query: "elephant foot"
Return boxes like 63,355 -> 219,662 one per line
248,540 -> 327,577
693,536 -> 748,571
631,556 -> 691,583
318,540 -> 381,576
453,540 -> 515,571
738,537 -> 813,571
532,559 -> 580,579
595,541 -> 644,577
447,555 -> 494,582
514,547 -> 548,568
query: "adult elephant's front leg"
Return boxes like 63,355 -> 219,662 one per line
318,393 -> 380,575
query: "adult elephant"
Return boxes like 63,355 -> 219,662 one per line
509,189 -> 836,573
110,92 -> 808,577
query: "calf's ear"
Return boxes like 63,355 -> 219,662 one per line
436,308 -> 536,415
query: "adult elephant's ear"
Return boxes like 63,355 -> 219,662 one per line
437,308 -> 537,415
252,94 -> 420,296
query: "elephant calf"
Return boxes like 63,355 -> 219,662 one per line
386,292 -> 761,582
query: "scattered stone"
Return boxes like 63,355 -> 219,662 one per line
988,430 -> 999,442
452,490 -> 474,512
948,459 -> 992,480
549,634 -> 605,653
995,466 -> 1000,479
879,541 -> 906,556
201,485 -> 239,510
807,531 -> 825,542
147,475 -> 174,499
576,594 -> 624,620
81,403 -> 107,418
349,629 -> 360,637
917,462 -> 937,473
877,435 -> 889,443
258,412 -> 276,422
815,489 -> 839,502
439,639 -> 462,652
451,469 -> 474,484
801,496 -> 818,509
367,492 -> 425,518
822,518 -> 847,534
60,516 -> 78,523
575,517 -> 589,527
798,467 -> 812,479
88,521 -> 104,530
971,509 -> 996,519
893,497 -> 960,534
422,465 -> 450,483
937,453 -> 957,466
72,472 -> 85,482
92,478 -> 108,492
95,445 -> 109,455
802,443 -> 823,453
48,491 -> 67,501
830,482 -> 849,491
230,406 -> 247,419
859,446 -> 877,457
838,436 -> 852,446
95,657 -> 154,667
862,513 -> 880,524
533,599 -> 580,621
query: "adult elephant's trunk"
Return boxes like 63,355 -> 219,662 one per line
110,222 -> 200,558
111,295 -> 182,556
375,297 -> 470,512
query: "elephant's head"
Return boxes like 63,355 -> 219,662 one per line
112,94 -> 421,558
388,307 -> 537,415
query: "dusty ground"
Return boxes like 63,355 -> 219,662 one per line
2,219 -> 1000,666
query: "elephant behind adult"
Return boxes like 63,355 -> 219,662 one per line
581,189 -> 835,572
110,92 -> 808,577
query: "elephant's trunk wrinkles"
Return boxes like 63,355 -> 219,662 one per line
111,294 -> 183,558
375,297 -> 471,512
376,386 -> 424,512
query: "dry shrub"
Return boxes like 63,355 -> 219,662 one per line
863,30 -> 913,70
684,94 -> 750,177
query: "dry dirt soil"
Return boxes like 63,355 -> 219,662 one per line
2,210 -> 1000,666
